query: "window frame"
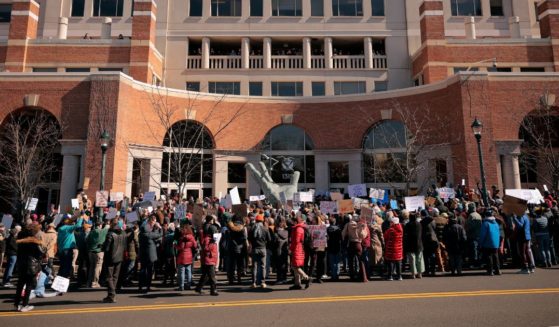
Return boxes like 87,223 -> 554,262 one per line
333,81 -> 366,95
271,82 -> 304,96
211,0 -> 242,17
93,0 -> 124,17
0,4 -> 12,23
450,0 -> 482,17
272,0 -> 303,17
332,0 -> 363,17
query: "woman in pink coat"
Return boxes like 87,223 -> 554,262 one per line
384,217 -> 404,281
289,214 -> 311,290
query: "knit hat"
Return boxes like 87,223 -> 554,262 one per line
391,217 -> 400,225
255,214 -> 264,222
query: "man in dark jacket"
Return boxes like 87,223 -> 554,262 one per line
327,216 -> 342,281
139,215 -> 162,293
421,210 -> 439,276
248,213 -> 271,288
274,217 -> 289,284
443,216 -> 467,275
404,213 -> 424,279
2,226 -> 21,287
227,214 -> 247,285
103,218 -> 127,303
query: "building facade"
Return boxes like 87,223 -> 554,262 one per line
0,0 -> 558,213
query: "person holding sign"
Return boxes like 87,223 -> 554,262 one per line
13,223 -> 45,312
289,213 -> 311,290
56,214 -> 84,278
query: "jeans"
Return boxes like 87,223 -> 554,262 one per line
58,249 -> 74,278
106,262 -> 122,300
482,248 -> 500,274
348,242 -> 363,280
227,252 -> 244,282
177,264 -> 192,288
423,250 -> 437,275
196,265 -> 217,292
139,261 -> 155,290
517,241 -> 535,269
327,252 -> 341,280
536,234 -> 552,266
360,248 -> 371,278
387,260 -> 402,279
251,251 -> 266,285
470,240 -> 480,266
120,259 -> 136,285
2,255 -> 17,284
407,251 -> 425,275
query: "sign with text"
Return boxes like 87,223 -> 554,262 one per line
175,204 -> 186,220
125,211 -> 139,223
352,197 -> 369,209
404,196 -> 425,212
308,225 -> 327,249
330,192 -> 344,201
369,188 -> 385,200
71,198 -> 80,209
337,199 -> 354,214
320,201 -> 338,215
299,192 -> 314,203
110,191 -> 124,202
143,192 -> 156,202
505,189 -> 544,204
502,195 -> 528,216
360,206 -> 374,223
1,214 -> 13,229
347,184 -> 367,198
25,198 -> 39,211
96,191 -> 109,208
437,187 -> 456,200
249,195 -> 266,202
230,187 -> 241,205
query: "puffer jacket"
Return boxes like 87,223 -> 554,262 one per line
479,217 -> 500,249
384,223 -> 403,261
175,233 -> 197,265
290,223 -> 306,267
103,228 -> 127,264
201,235 -> 218,266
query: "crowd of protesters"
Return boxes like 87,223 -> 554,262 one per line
0,186 -> 557,313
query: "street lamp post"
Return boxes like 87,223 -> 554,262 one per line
99,130 -> 110,220
471,118 -> 489,208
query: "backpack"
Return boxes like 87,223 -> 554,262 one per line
303,226 -> 313,250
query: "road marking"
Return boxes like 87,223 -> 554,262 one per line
1,288 -> 558,317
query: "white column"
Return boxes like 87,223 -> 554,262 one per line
242,37 -> 250,69
362,0 -> 372,18
302,0 -> 311,18
242,0 -> 250,19
324,37 -> 333,69
502,155 -> 521,189
324,0 -> 333,18
149,158 -> 162,193
263,0 -> 272,19
263,37 -> 272,69
465,16 -> 476,40
84,0 -> 94,16
202,37 -> 210,69
101,17 -> 112,39
204,0 -> 212,17
303,37 -> 311,69
509,16 -> 521,39
57,17 -> 68,39
510,155 -> 521,189
185,37 -> 190,64
364,37 -> 373,69
59,155 -> 80,211
213,158 -> 228,198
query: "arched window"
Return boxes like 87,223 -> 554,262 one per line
260,125 -> 315,184
161,120 -> 214,198
363,120 -> 410,184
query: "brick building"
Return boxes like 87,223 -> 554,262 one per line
0,0 -> 558,213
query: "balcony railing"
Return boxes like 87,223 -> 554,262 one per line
186,54 -> 387,70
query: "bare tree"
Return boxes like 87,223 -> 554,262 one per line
0,110 -> 62,221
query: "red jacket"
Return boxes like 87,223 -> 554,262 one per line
290,223 -> 306,267
174,234 -> 197,265
201,236 -> 218,266
384,223 -> 403,261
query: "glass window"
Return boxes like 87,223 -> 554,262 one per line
33,68 -> 57,72
363,120 -> 408,150
71,0 -> 85,17
261,125 -> 314,151
186,82 -> 201,92
519,154 -> 538,183
163,120 -> 214,149
329,162 -> 349,183
487,67 -> 511,72
228,162 -> 247,183
208,82 -> 241,95
371,0 -> 384,16
453,67 -> 478,74
311,0 -> 324,16
334,81 -> 366,95
65,68 -> 91,72
249,82 -> 263,96
93,0 -> 124,17
271,82 -> 303,96
0,4 -> 11,23
312,82 -> 325,96
374,81 -> 387,92
520,67 -> 545,72
451,0 -> 482,16
490,0 -> 503,16
212,0 -> 242,16
363,152 -> 408,183
98,67 -> 124,72
250,0 -> 263,16
332,0 -> 363,16
272,0 -> 302,16
190,0 -> 203,16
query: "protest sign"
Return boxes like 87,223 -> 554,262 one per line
175,204 -> 186,220
53,214 -> 64,226
404,196 -> 425,211
299,192 -> 314,202
106,208 -> 118,220
347,184 -> 367,198
51,276 -> 70,293
308,225 -> 327,249
26,198 -> 39,211
461,179 -> 465,186
143,192 -> 156,202
352,197 -> 369,209
96,191 -> 109,208
192,204 -> 205,227
437,187 -> 456,200
426,197 -> 437,207
83,177 -> 90,190
224,194 -> 233,209
320,201 -> 338,214
390,200 -> 399,210
330,192 -> 344,201
71,198 -> 80,209
230,187 -> 241,205
502,195 -> 528,216
249,195 -> 266,202
1,214 -> 13,229
360,206 -> 374,223
125,211 -> 139,223
369,188 -> 385,200
544,185 -> 549,192
337,199 -> 354,214
232,204 -> 248,219
505,189 -> 544,204
110,191 -> 124,202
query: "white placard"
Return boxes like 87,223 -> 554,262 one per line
26,198 -> 39,211
224,194 -> 233,209
1,214 -> 13,229
71,198 -> 80,209
230,187 -> 241,205
505,189 -> 544,204
51,276 -> 70,293
320,201 -> 338,214
437,187 -> 456,200
249,195 -> 266,202
404,196 -> 426,211
461,179 -> 466,186
96,191 -> 109,208
348,184 -> 367,198
143,192 -> 156,202
352,197 -> 369,209
110,191 -> 124,202
125,211 -> 139,223
53,213 -> 64,227
279,191 -> 288,204
369,188 -> 385,199
106,208 -> 118,220
299,191 -> 314,203
147,206 -> 154,213
544,185 -> 549,192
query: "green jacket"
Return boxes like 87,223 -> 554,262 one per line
86,227 -> 108,253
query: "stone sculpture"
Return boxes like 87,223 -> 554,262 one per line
245,162 -> 299,205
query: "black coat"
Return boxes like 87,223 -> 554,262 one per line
404,220 -> 423,253
274,228 -> 289,258
16,236 -> 45,276
421,217 -> 439,253
327,225 -> 342,254
104,228 -> 128,264
139,225 -> 162,263
443,220 -> 467,255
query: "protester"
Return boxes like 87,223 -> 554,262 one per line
102,218 -> 127,303
384,217 -> 404,281
404,212 -> 424,279
248,212 -> 271,288
479,210 -> 501,276
138,215 -> 162,293
2,225 -> 21,287
290,213 -> 311,290
195,216 -> 219,296
443,214 -> 467,276
14,223 -> 44,312
175,224 -> 197,291
421,210 -> 439,276
57,214 -> 84,278
327,216 -> 342,281
86,220 -> 108,288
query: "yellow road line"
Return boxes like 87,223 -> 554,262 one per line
1,288 -> 558,318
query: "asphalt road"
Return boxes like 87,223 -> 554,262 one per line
1,268 -> 558,327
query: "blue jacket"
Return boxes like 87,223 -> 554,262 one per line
57,218 -> 84,253
514,215 -> 531,241
479,217 -> 500,249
